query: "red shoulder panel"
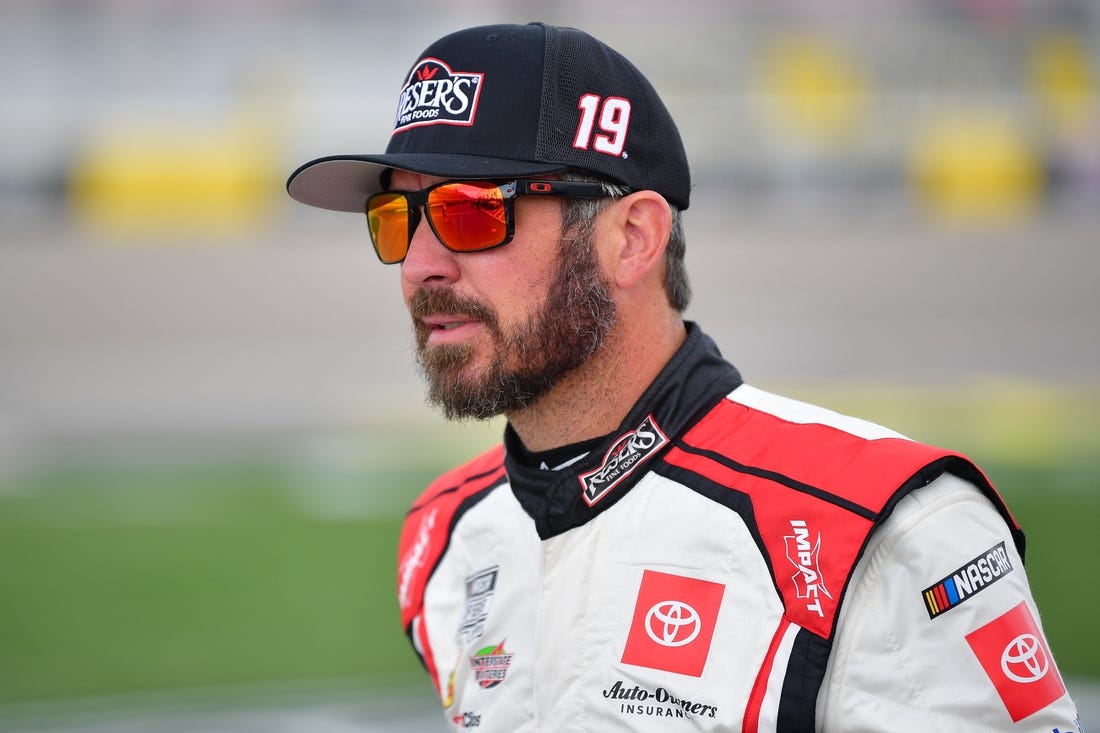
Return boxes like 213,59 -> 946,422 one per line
666,399 -> 987,638
397,443 -> 506,630
681,399 -> 956,512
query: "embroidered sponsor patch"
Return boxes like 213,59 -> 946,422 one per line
468,641 -> 514,689
451,711 -> 482,729
442,666 -> 457,708
923,541 -> 1014,619
578,414 -> 668,507
398,507 -> 438,612
458,566 -> 498,645
393,57 -> 484,133
965,601 -> 1066,722
602,680 -> 720,720
783,519 -> 832,619
621,570 -> 725,677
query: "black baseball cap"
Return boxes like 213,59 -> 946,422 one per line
286,22 -> 691,212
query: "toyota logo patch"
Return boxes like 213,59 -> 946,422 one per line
1000,633 -> 1049,684
966,601 -> 1066,722
644,601 -> 701,647
621,570 -> 725,677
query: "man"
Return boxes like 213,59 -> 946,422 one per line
287,22 -> 1080,733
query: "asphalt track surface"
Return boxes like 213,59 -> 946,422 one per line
1,192 -> 1097,456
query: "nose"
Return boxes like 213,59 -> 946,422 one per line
400,211 -> 461,287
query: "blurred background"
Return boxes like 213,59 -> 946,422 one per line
1,0 -> 1097,730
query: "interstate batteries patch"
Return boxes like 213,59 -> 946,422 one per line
469,641 -> 514,689
922,541 -> 1014,619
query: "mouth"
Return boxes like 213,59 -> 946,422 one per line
409,287 -> 496,349
420,314 -> 484,344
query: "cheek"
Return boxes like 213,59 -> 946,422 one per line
399,273 -> 416,298
499,255 -> 559,317
482,228 -> 563,314
399,277 -> 419,315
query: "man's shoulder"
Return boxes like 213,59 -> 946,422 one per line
683,383 -> 960,501
675,382 -> 1015,555
723,384 -> 909,441
396,443 -> 507,629
670,383 -> 1015,638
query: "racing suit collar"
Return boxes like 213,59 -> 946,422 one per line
505,321 -> 743,539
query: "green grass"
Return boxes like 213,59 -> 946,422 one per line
0,386 -> 1097,705
982,463 -> 1100,679
0,463 -> 422,704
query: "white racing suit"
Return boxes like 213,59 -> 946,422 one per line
397,323 -> 1080,732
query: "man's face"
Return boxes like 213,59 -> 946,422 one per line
394,172 -> 616,420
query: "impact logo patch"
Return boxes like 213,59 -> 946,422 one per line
784,519 -> 832,618
578,414 -> 668,507
923,541 -> 1014,619
393,57 -> 484,132
966,601 -> 1066,722
621,570 -> 725,677
468,641 -> 514,689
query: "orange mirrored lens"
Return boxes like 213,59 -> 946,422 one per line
426,182 -> 507,252
367,193 -> 411,263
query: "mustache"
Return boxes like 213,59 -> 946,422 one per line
408,287 -> 499,330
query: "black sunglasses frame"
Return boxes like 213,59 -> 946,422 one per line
365,179 -> 619,264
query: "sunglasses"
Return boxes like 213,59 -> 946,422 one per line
365,179 -> 617,264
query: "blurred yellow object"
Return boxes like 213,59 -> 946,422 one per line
69,121 -> 280,239
908,111 -> 1043,224
756,34 -> 869,147
1028,32 -> 1097,135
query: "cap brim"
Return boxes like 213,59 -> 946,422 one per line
286,154 -> 567,213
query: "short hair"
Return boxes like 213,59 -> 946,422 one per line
559,172 -> 691,312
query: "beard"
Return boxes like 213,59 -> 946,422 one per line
409,235 -> 616,421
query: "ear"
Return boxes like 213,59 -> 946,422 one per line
603,190 -> 672,291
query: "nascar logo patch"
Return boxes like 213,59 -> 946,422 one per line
922,541 -> 1014,619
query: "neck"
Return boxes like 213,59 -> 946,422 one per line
507,315 -> 686,452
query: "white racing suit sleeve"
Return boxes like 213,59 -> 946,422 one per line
818,473 -> 1081,732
